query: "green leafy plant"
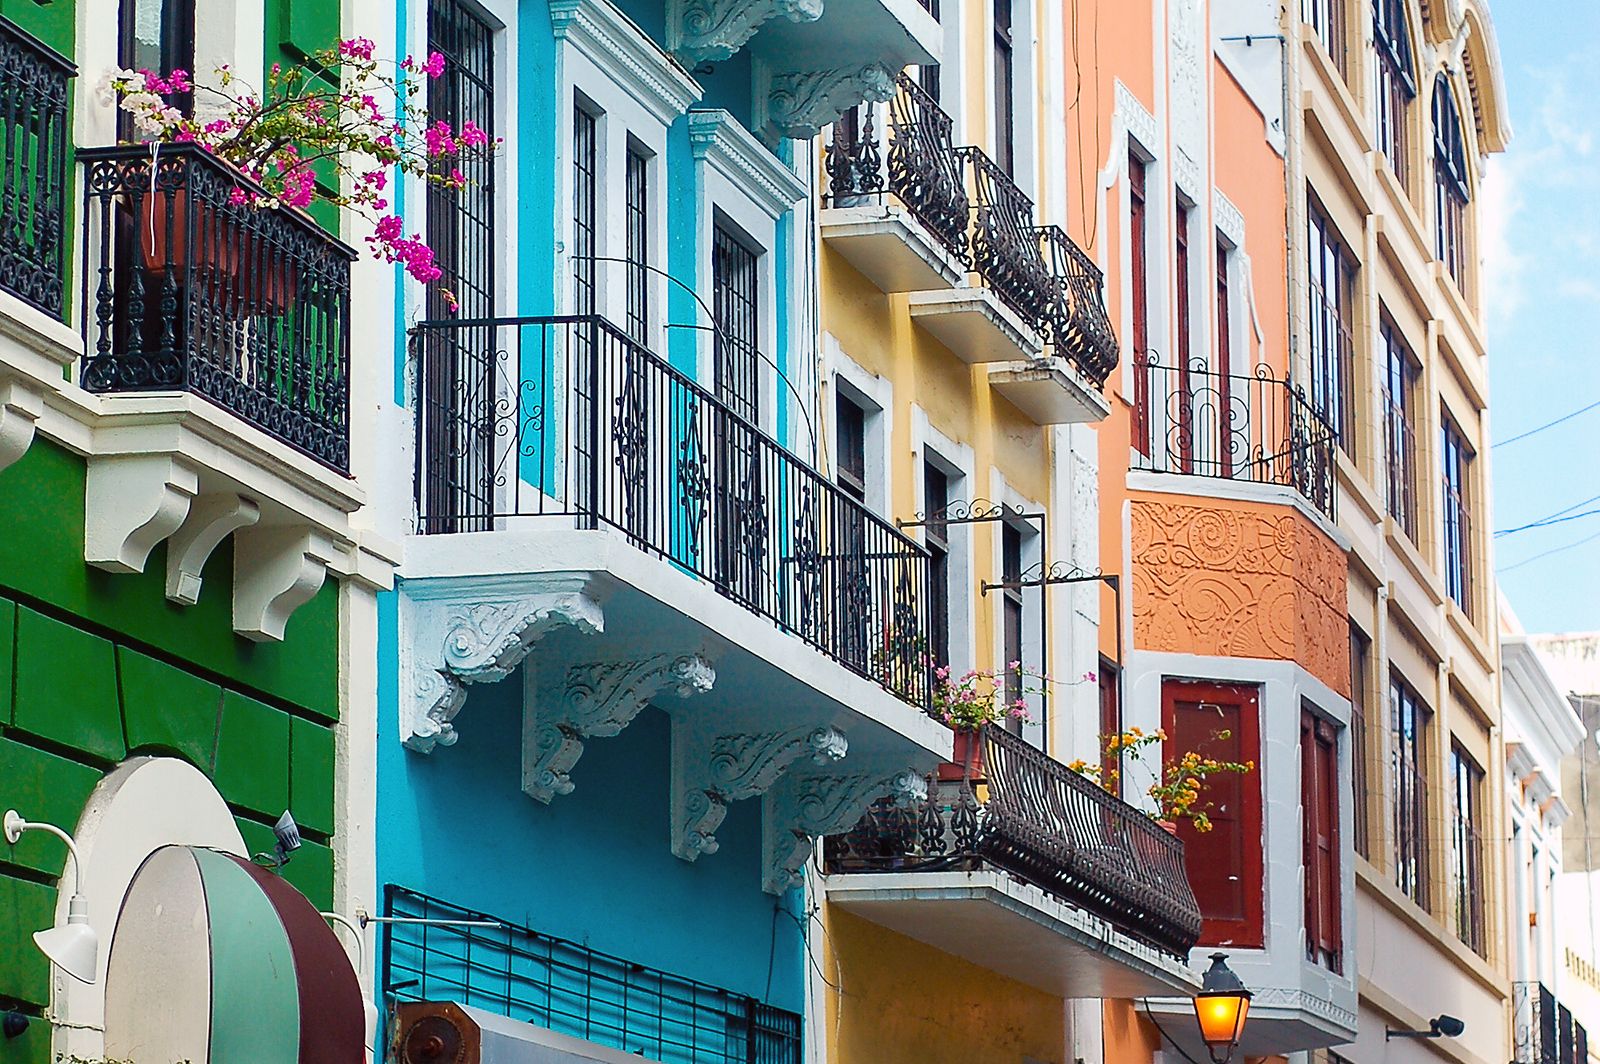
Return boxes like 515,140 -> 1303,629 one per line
1069,727 -> 1254,832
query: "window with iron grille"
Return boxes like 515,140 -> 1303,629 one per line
626,142 -> 650,343
1302,708 -> 1343,972
1002,522 -> 1024,727
573,104 -> 599,316
1441,412 -> 1474,618
1099,656 -> 1121,795
1451,744 -> 1486,955
1372,0 -> 1415,189
1382,320 -> 1420,542
1303,0 -> 1348,77
119,0 -> 195,134
1433,77 -> 1471,288
1308,198 -> 1356,451
924,462 -> 951,670
420,0 -> 497,531
1390,673 -> 1429,909
1349,624 -> 1371,859
1129,152 -> 1151,455
712,224 -> 760,424
993,0 -> 1015,175
835,393 -> 867,503
382,886 -> 802,1064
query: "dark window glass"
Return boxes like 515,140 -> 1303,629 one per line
1441,413 -> 1474,617
1001,522 -> 1024,729
835,393 -> 867,503
572,105 -> 598,316
1350,624 -> 1371,858
993,0 -> 1015,175
712,225 -> 760,424
1302,709 -> 1343,972
625,144 -> 650,343
1130,154 -> 1150,455
1372,0 -> 1416,187
1382,320 -> 1420,541
924,462 -> 951,670
1450,744 -> 1485,954
1304,0 -> 1348,76
1390,673 -> 1429,909
119,0 -> 196,131
1098,657 -> 1121,794
1308,200 -> 1356,449
1433,77 -> 1471,286
919,64 -> 941,102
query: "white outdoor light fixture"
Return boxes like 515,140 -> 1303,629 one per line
3,810 -> 98,984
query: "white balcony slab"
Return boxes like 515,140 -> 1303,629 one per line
907,286 -> 1044,365
824,870 -> 1200,998
988,357 -> 1111,425
820,204 -> 965,293
1141,977 -> 1358,1057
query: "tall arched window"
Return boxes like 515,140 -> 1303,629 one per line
1372,0 -> 1416,187
1433,77 -> 1471,286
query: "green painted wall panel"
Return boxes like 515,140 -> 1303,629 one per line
280,837 -> 333,911
236,816 -> 278,867
289,715 -> 335,836
12,607 -> 123,762
0,597 -> 13,725
0,0 -> 77,61
0,1008 -> 49,1064
0,441 -> 339,717
0,874 -> 56,1006
215,691 -> 291,818
0,738 -> 100,877
118,646 -> 223,769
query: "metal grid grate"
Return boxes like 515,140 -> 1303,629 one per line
382,886 -> 801,1064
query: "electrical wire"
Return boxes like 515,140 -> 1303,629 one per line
1494,399 -> 1600,449
1496,506 -> 1600,537
1498,528 -> 1600,574
1495,494 -> 1600,536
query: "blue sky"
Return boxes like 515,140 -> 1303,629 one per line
1483,3 -> 1600,634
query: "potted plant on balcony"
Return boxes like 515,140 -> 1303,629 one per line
104,36 -> 496,311
1069,727 -> 1254,834
931,662 -> 1043,780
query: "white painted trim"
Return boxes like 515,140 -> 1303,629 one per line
825,337 -> 895,519
687,111 -> 808,222
550,0 -> 702,127
910,407 -> 977,675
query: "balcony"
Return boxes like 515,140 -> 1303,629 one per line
1514,982 -> 1589,1064
1131,356 -> 1338,521
0,18 -> 73,322
823,724 -> 1202,996
79,145 -> 355,471
403,314 -> 950,893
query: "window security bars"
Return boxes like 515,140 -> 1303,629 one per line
1390,674 -> 1428,910
1303,0 -> 1348,77
0,19 -> 74,321
625,145 -> 650,343
382,886 -> 801,1064
1349,626 -> 1371,859
1372,0 -> 1416,189
824,723 -> 1204,959
1433,77 -> 1470,287
1441,417 -> 1473,617
428,0 -> 495,322
1307,206 -> 1355,450
1382,381 -> 1419,541
1130,356 -> 1338,520
411,315 -> 932,710
79,144 -> 355,470
1514,982 -> 1590,1064
1450,746 -> 1486,956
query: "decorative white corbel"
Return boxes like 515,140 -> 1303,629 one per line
0,377 -> 44,475
671,722 -> 848,861
232,526 -> 338,642
667,0 -> 822,65
523,653 -> 716,803
164,494 -> 261,605
761,767 -> 926,893
84,454 -> 199,573
402,585 -> 606,753
760,62 -> 897,141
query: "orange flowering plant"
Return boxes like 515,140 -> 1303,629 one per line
1067,727 -> 1254,832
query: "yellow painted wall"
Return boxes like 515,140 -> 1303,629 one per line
819,907 -> 1066,1063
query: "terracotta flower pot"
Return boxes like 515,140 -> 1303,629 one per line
939,727 -> 986,782
138,185 -> 300,314
1156,818 -> 1179,836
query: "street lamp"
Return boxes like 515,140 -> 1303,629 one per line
1193,953 -> 1252,1064
3,810 -> 98,984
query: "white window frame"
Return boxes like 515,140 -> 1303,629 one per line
989,472 -> 1046,749
912,406 -> 976,675
827,337 -> 894,517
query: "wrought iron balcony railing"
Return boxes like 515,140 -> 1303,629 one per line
825,723 -> 1203,958
1132,355 -> 1338,520
1514,981 -> 1589,1064
79,144 -> 356,471
1036,224 -> 1119,387
411,314 -> 932,709
383,885 -> 801,1064
0,18 -> 74,320
963,147 -> 1055,336
824,73 -> 969,265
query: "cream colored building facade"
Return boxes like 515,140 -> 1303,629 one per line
1287,0 -> 1513,1060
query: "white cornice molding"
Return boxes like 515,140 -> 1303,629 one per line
687,109 -> 807,219
1214,188 -> 1246,247
1115,80 -> 1158,155
550,0 -> 703,126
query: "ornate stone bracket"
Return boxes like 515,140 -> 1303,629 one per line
233,526 -> 338,642
761,767 -> 926,894
0,377 -> 44,476
760,62 -> 897,141
667,0 -> 823,66
671,722 -> 849,861
402,585 -> 605,753
523,653 -> 716,803
166,494 -> 260,605
84,454 -> 199,574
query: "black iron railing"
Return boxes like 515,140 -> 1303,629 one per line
964,147 -> 1055,336
79,145 -> 355,470
1383,384 -> 1419,541
1132,356 -> 1338,520
825,724 -> 1203,958
0,18 -> 74,320
824,74 -> 969,265
1036,224 -> 1118,386
382,886 -> 801,1064
412,315 -> 932,709
1514,982 -> 1589,1064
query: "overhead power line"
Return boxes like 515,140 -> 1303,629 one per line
1494,399 -> 1600,448
1496,501 -> 1600,537
1498,528 -> 1600,574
